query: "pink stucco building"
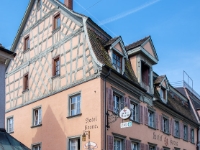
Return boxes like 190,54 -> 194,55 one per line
5,0 -> 200,150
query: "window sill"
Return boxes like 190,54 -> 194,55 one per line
22,89 -> 29,93
174,136 -> 180,139
8,131 -> 14,134
183,139 -> 188,142
52,27 -> 61,34
31,124 -> 42,128
67,113 -> 82,119
51,74 -> 60,79
148,125 -> 156,130
162,131 -> 170,135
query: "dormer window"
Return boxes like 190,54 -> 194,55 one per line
160,87 -> 166,100
112,52 -> 122,73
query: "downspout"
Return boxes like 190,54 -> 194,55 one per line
104,68 -> 111,150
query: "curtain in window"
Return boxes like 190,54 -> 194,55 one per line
70,139 -> 78,150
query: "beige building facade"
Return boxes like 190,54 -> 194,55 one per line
5,0 -> 199,150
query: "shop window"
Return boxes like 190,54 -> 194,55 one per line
114,138 -> 123,150
162,117 -> 169,134
174,121 -> 179,137
53,13 -> 61,30
130,102 -> 139,122
32,144 -> 41,150
33,107 -> 42,126
131,142 -> 139,150
113,93 -> 123,114
112,52 -> 122,73
69,94 -> 81,116
52,56 -> 60,76
7,117 -> 14,133
69,138 -> 80,150
183,125 -> 188,141
148,110 -> 154,128
24,35 -> 30,51
191,129 -> 194,143
23,73 -> 29,91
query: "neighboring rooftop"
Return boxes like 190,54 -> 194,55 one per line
125,36 -> 150,51
0,128 -> 30,150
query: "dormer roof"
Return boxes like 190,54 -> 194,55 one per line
104,37 -> 120,48
126,36 -> 159,65
154,75 -> 169,90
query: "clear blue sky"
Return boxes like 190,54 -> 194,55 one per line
0,0 -> 200,94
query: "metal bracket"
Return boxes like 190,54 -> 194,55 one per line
106,110 -> 119,129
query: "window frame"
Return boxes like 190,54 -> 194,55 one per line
183,124 -> 188,141
130,138 -> 141,150
68,136 -> 81,150
112,51 -> 122,73
148,109 -> 155,128
37,0 -> 41,10
141,61 -> 150,86
7,116 -> 14,133
162,116 -> 169,134
23,73 -> 29,91
24,35 -> 30,51
191,128 -> 195,143
53,12 -> 61,30
68,92 -> 81,117
130,99 -> 140,123
32,106 -> 42,127
32,143 -> 42,150
52,55 -> 60,77
148,143 -> 157,150
174,120 -> 180,138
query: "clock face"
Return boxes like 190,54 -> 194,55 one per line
119,107 -> 131,119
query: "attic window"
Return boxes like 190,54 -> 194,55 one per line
160,87 -> 166,100
141,61 -> 150,86
24,36 -> 30,51
112,51 -> 122,73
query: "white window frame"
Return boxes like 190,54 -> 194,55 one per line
183,125 -> 188,141
114,138 -> 123,150
69,137 -> 80,150
163,117 -> 169,134
191,128 -> 194,143
174,121 -> 179,137
69,94 -> 81,116
7,117 -> 14,133
33,107 -> 42,126
130,101 -> 139,122
148,110 -> 154,128
113,93 -> 123,114
131,141 -> 139,150
32,144 -> 41,150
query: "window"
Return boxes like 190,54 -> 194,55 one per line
149,145 -> 156,150
24,36 -> 30,51
141,61 -> 150,86
52,56 -> 60,76
37,0 -> 41,10
7,117 -> 13,133
23,73 -> 29,91
174,121 -> 179,137
53,13 -> 61,30
33,107 -> 42,126
113,94 -> 123,114
70,94 -> 81,116
113,52 -> 122,73
163,117 -> 169,134
69,138 -> 80,150
114,138 -> 123,150
160,87 -> 166,100
148,110 -> 154,128
191,129 -> 194,143
130,102 -> 138,122
131,142 -> 139,150
32,144 -> 41,150
183,125 -> 188,141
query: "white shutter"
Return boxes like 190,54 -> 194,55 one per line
38,108 -> 42,124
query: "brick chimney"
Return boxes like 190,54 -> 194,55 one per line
64,0 -> 73,10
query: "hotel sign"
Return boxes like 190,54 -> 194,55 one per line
119,107 -> 131,119
120,121 -> 132,128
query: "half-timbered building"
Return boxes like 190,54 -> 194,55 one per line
5,0 -> 199,150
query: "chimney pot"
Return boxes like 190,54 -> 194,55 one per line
64,0 -> 73,10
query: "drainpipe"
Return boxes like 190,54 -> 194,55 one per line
104,68 -> 111,150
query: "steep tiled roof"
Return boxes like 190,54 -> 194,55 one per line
87,28 -> 139,84
0,128 -> 30,150
104,37 -> 120,47
154,75 -> 165,85
126,36 -> 149,51
154,88 -> 197,123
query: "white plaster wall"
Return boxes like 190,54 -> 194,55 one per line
0,62 -> 5,128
